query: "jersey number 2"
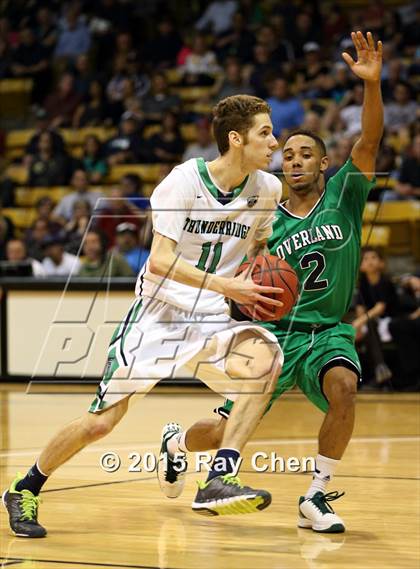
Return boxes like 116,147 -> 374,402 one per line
300,251 -> 328,291
196,241 -> 223,273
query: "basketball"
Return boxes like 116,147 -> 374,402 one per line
235,254 -> 299,321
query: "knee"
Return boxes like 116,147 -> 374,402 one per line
324,373 -> 357,409
226,346 -> 281,382
83,402 -> 127,441
84,417 -> 114,441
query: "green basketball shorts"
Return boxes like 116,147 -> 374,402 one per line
216,322 -> 361,417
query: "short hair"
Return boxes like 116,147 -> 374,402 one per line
361,245 -> 384,260
284,129 -> 327,157
122,173 -> 143,193
212,95 -> 271,155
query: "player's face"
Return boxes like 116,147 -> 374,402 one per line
282,135 -> 328,193
241,113 -> 278,170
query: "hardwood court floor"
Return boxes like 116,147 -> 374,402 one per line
0,384 -> 419,569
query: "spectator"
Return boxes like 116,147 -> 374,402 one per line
182,118 -> 218,162
77,229 -> 134,277
401,5 -> 420,56
266,78 -> 305,137
64,198 -> 91,256
72,53 -> 97,97
73,79 -> 109,127
5,238 -> 45,277
214,11 -> 255,63
385,81 -> 418,133
35,6 -> 57,56
195,0 -> 238,36
33,196 -> 62,235
113,31 -> 139,66
381,58 -> 405,102
24,218 -> 53,261
119,174 -> 149,209
125,53 -> 151,100
54,7 -> 91,63
179,34 -> 221,86
23,108 -> 66,168
118,77 -> 142,120
41,234 -> 81,276
44,72 -> 82,128
0,37 -> 11,78
212,59 -> 254,101
146,18 -> 183,69
383,134 -> 420,200
114,222 -> 149,274
255,24 -> 293,65
10,26 -> 50,104
106,54 -> 128,119
248,43 -> 280,99
96,187 -> 141,247
105,114 -> 146,166
330,62 -> 354,104
28,131 -> 71,187
389,274 -> 420,390
0,199 -> 15,260
322,4 -> 348,44
289,10 -> 321,59
81,135 -> 108,184
141,72 -> 181,123
353,247 -> 399,385
324,136 -> 353,181
296,42 -> 333,99
338,83 -> 364,137
147,111 -> 185,164
53,169 -> 104,223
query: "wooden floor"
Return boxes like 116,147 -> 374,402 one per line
0,383 -> 419,569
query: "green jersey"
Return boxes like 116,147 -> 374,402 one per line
267,159 -> 375,327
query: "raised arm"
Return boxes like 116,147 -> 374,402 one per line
342,31 -> 384,180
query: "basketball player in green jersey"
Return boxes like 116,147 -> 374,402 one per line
158,31 -> 383,533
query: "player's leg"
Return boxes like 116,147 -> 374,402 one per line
191,333 -> 281,515
3,392 -> 130,538
298,325 -> 360,533
159,329 -> 295,501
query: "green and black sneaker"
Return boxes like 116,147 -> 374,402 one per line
192,474 -> 271,516
2,474 -> 47,538
298,491 -> 345,533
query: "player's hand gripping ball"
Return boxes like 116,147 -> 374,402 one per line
236,254 -> 299,321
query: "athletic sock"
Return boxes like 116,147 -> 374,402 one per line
15,462 -> 49,496
167,431 -> 188,456
305,454 -> 339,499
206,448 -> 241,482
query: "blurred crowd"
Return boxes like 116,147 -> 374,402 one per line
352,247 -> 419,391
0,1 -> 418,388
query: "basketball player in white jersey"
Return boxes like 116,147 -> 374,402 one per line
3,95 -> 284,536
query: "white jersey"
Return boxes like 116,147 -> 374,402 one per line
135,157 -> 282,313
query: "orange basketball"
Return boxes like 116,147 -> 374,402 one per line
235,254 -> 299,321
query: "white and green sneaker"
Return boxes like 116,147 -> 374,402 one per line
192,474 -> 271,516
298,491 -> 345,533
157,423 -> 188,499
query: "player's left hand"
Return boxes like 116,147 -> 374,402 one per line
342,31 -> 382,82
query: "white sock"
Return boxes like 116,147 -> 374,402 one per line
167,431 -> 188,456
305,454 -> 339,499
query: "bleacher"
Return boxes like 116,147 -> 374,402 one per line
1,72 -> 419,262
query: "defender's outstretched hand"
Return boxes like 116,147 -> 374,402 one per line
342,31 -> 382,82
